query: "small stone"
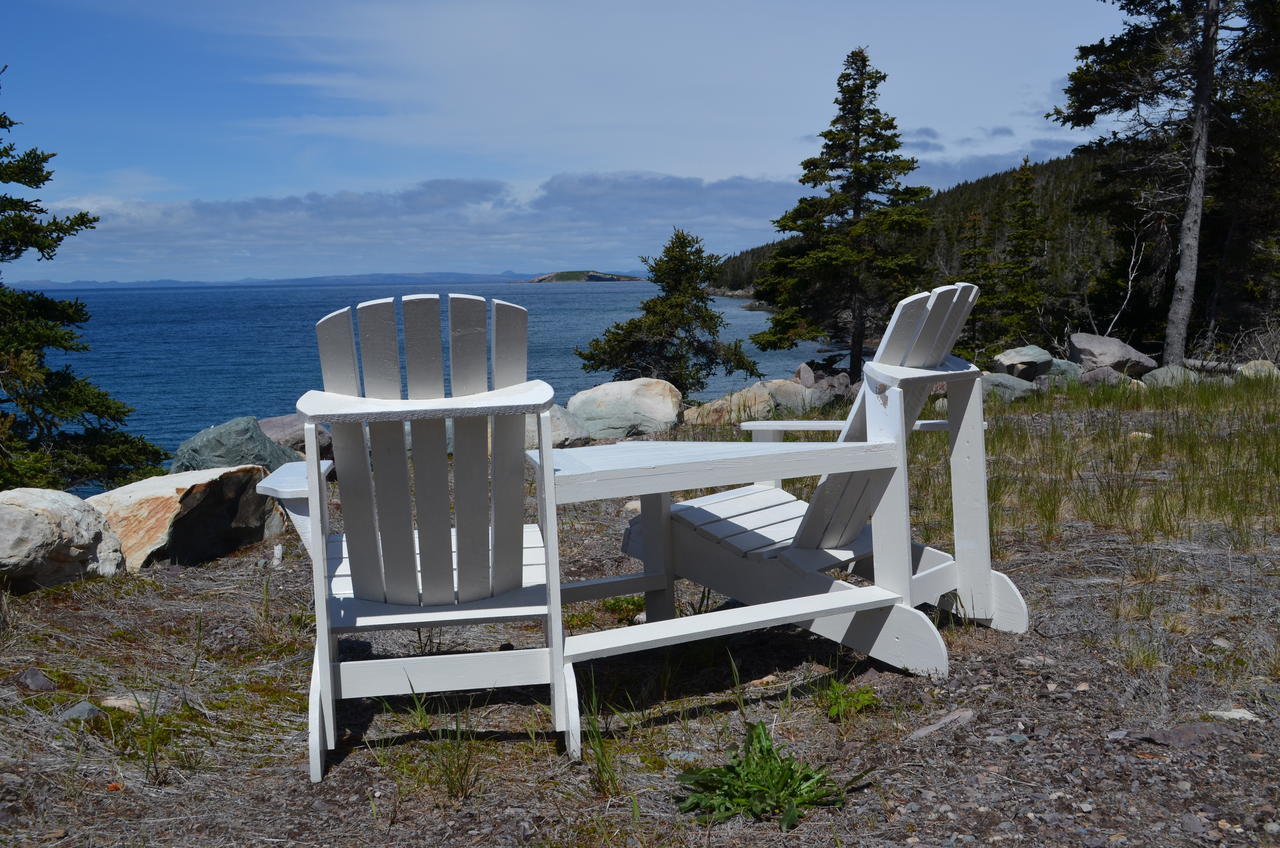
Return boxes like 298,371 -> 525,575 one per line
1007,733 -> 1029,744
1175,781 -> 1191,792
1128,431 -> 1154,441
1181,813 -> 1208,834
1211,637 -> 1233,649
1075,682 -> 1090,691
748,674 -> 779,686
631,612 -> 646,625
15,668 -> 56,691
666,750 -> 700,765
622,500 -> 642,515
1263,822 -> 1280,835
1079,802 -> 1095,812
58,701 -> 104,722
1207,707 -> 1261,722
906,708 -> 976,741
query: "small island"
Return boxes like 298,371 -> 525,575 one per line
526,270 -> 644,282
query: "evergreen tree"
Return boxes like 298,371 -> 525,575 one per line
1051,0 -> 1269,364
1,70 -> 167,490
752,48 -> 931,380
577,229 -> 762,396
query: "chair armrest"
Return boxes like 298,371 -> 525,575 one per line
862,356 -> 978,392
257,460 -> 334,499
297,379 -> 554,423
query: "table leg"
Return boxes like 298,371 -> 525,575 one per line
640,492 -> 676,621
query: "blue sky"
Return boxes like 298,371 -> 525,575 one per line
4,0 -> 1125,283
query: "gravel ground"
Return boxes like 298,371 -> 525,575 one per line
1,474 -> 1277,846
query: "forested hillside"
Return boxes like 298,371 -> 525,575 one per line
718,150 -> 1278,357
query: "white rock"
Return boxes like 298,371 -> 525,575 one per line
1238,359 -> 1279,380
566,379 -> 681,439
0,489 -> 123,590
1206,708 -> 1261,722
88,465 -> 284,571
523,403 -> 591,448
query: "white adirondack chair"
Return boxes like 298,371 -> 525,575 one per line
616,283 -> 1028,675
256,294 -> 566,782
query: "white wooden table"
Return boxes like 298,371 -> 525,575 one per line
527,438 -> 899,620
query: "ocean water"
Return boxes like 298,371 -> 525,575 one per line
42,279 -> 824,453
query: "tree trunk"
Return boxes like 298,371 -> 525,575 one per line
1163,0 -> 1220,366
848,295 -> 866,381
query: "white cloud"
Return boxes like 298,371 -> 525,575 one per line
12,171 -> 804,282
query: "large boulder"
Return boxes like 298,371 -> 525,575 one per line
1048,358 -> 1084,381
0,489 -> 123,591
992,345 -> 1053,381
1079,366 -> 1130,387
87,466 -> 284,571
566,379 -> 682,439
524,404 -> 591,449
1068,333 -> 1157,377
683,377 -> 843,427
1237,359 -> 1279,380
257,413 -> 333,460
1142,364 -> 1200,388
171,417 -> 298,474
981,372 -> 1040,403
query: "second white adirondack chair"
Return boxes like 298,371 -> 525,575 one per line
620,283 -> 1028,672
256,294 -> 566,782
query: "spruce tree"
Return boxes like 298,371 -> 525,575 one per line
752,48 -> 931,380
1,70 -> 167,490
577,229 -> 762,396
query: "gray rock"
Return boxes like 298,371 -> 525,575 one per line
0,489 -> 123,592
992,345 -> 1053,380
88,466 -> 284,571
15,668 -> 56,691
1237,359 -> 1279,380
257,413 -> 333,460
905,708 -> 975,741
1048,358 -> 1084,381
1079,366 -> 1129,387
1142,364 -> 1200,387
523,404 -> 591,449
795,362 -> 816,387
1033,374 -> 1069,392
58,701 -> 104,722
1068,333 -> 1157,376
172,416 -> 298,474
981,372 -> 1039,403
566,379 -> 681,439
684,378 -> 841,426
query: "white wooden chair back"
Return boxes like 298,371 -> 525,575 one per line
317,294 -> 531,605
794,283 -> 978,549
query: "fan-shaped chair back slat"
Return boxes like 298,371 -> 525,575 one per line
795,283 -> 978,550
313,294 -> 533,607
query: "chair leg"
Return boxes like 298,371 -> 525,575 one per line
640,493 -> 675,622
320,636 -> 337,749
941,571 -> 1029,634
817,603 -> 949,678
562,664 -> 582,759
308,655 -> 326,783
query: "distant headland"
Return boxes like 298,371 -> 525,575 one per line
525,270 -> 645,283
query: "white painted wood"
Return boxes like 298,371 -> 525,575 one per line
867,386 -> 913,603
677,488 -> 798,529
260,293 -> 568,780
902,285 -> 959,368
335,648 -> 552,698
564,586 -> 899,662
491,300 -> 529,597
875,290 -> 932,366
559,573 -> 667,603
947,376 -> 994,619
256,460 -> 333,499
640,493 -> 676,621
401,295 -> 444,398
357,298 -> 402,398
296,379 -> 554,422
534,439 -> 898,504
315,307 -> 360,395
740,420 -> 846,432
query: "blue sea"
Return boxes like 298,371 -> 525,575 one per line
40,279 -> 824,453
